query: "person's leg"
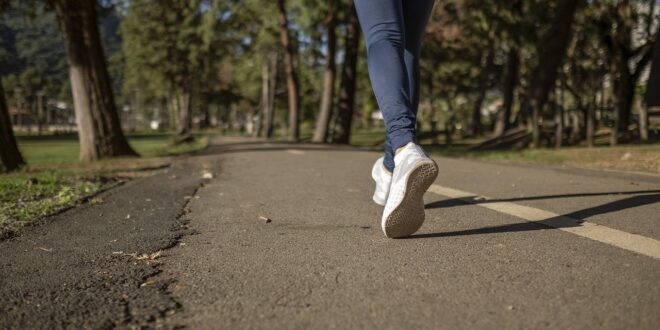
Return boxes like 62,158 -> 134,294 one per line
402,0 -> 435,117
354,0 -> 415,173
384,135 -> 394,174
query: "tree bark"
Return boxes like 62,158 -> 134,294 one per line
470,47 -> 494,137
0,79 -> 25,172
258,58 -> 270,137
494,48 -> 519,137
49,0 -> 136,161
445,100 -> 455,147
312,1 -> 338,143
277,0 -> 300,141
332,5 -> 360,144
642,32 -> 660,141
555,87 -> 564,149
519,0 -> 581,148
571,108 -> 582,144
266,53 -> 278,138
175,86 -> 192,139
610,0 -> 656,144
586,96 -> 595,147
611,46 -> 653,145
201,104 -> 211,129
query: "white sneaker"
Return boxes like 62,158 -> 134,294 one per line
381,143 -> 438,238
371,156 -> 392,206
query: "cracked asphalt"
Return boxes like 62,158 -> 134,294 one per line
0,158 -> 209,329
1,136 -> 659,329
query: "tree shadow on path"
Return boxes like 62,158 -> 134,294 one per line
409,192 -> 660,239
424,189 -> 660,210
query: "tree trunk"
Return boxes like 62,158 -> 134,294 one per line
426,72 -> 440,143
201,104 -> 211,129
175,86 -> 192,139
331,5 -> 360,144
610,0 -> 656,144
258,59 -> 270,138
0,79 -> 25,172
494,48 -> 519,137
50,0 -> 136,161
277,0 -> 300,141
519,0 -> 581,148
612,60 -> 635,145
571,108 -> 582,144
642,33 -> 660,141
265,53 -> 278,138
555,96 -> 563,149
445,100 -> 455,147
611,46 -> 653,145
586,97 -> 595,147
312,1 -> 337,143
470,47 -> 494,137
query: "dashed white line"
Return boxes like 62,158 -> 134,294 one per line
428,185 -> 660,260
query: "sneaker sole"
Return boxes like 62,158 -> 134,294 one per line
373,194 -> 387,206
382,160 -> 438,238
372,160 -> 387,206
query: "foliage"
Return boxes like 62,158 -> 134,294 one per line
0,170 -> 104,230
0,0 -> 658,145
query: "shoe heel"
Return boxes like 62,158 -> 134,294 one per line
383,160 -> 438,238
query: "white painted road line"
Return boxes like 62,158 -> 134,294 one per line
428,185 -> 660,260
286,149 -> 305,155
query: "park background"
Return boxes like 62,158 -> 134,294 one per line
0,0 -> 659,232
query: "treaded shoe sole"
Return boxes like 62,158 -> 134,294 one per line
382,160 -> 438,238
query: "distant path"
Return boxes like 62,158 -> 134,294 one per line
2,136 -> 659,329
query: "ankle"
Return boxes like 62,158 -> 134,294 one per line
381,165 -> 393,176
395,142 -> 415,155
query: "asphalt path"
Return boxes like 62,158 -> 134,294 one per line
1,136 -> 659,329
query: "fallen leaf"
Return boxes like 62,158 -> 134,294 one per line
136,250 -> 162,260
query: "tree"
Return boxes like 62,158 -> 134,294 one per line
519,0 -> 582,148
0,79 -> 24,172
277,0 -> 301,141
0,8 -> 24,172
47,0 -> 136,161
492,0 -> 523,138
259,53 -> 278,138
493,48 -> 519,137
0,4 -> 69,103
601,0 -> 657,144
312,0 -> 338,143
469,46 -> 494,136
331,4 -> 360,144
122,0 -> 206,142
642,32 -> 660,141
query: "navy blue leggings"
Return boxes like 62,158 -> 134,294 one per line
354,0 -> 435,172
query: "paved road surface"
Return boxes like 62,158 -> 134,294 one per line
2,136 -> 660,329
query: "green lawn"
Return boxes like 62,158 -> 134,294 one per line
345,127 -> 660,173
16,132 -> 209,166
1,132 -> 211,235
0,170 -> 104,233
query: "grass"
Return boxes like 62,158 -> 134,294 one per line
1,132 -> 212,235
16,132 -> 210,166
347,127 -> 660,174
0,170 -> 105,232
425,142 -> 660,173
